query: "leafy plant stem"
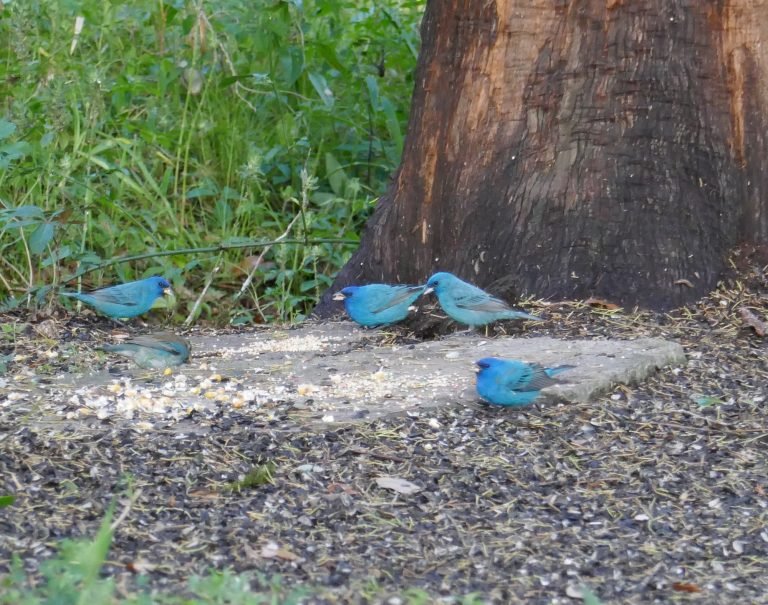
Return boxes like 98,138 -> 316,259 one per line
234,213 -> 302,303
63,237 -> 358,283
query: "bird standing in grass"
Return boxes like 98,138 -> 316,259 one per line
333,284 -> 425,327
103,333 -> 191,369
424,272 -> 541,328
474,357 -> 575,406
60,276 -> 172,319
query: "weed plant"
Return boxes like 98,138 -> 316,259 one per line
0,0 -> 422,324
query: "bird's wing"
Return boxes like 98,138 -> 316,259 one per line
89,283 -> 142,307
454,291 -> 511,313
512,363 -> 559,391
370,285 -> 424,314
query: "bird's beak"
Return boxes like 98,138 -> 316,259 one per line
423,286 -> 434,295
163,287 -> 173,297
332,291 -> 346,301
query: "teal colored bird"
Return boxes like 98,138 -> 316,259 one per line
333,284 -> 425,327
475,357 -> 575,406
60,276 -> 171,319
103,333 -> 191,369
424,272 -> 541,328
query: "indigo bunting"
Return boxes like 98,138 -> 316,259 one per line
475,357 -> 575,406
103,333 -> 191,369
60,276 -> 172,319
332,284 -> 425,327
424,272 -> 540,327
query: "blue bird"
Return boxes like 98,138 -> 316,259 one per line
424,272 -> 541,328
333,284 -> 425,327
103,333 -> 191,369
60,276 -> 172,319
475,357 -> 575,406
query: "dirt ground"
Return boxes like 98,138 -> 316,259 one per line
1,262 -> 767,604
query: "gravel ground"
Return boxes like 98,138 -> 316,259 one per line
1,262 -> 767,604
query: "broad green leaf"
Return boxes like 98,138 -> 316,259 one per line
41,245 -> 71,268
29,222 -> 55,255
365,75 -> 380,109
280,48 -> 304,86
381,96 -> 403,155
0,296 -> 22,313
0,119 -> 16,139
34,285 -> 54,306
161,2 -> 179,25
276,113 -> 296,148
0,205 -> 43,220
325,152 -> 346,196
213,198 -> 233,230
0,218 -> 43,229
40,130 -> 55,147
300,279 -> 320,292
187,184 -> 218,199
317,43 -> 346,73
73,252 -> 103,266
0,141 -> 31,167
220,186 -> 242,201
308,72 -> 334,108
310,191 -> 336,204
0,495 -> 14,508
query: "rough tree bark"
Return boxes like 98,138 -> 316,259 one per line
316,0 -> 768,315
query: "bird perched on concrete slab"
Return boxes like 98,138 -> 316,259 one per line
474,357 -> 575,406
60,275 -> 172,319
333,284 -> 425,327
424,272 -> 541,328
102,333 -> 190,369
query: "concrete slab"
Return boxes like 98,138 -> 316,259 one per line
33,322 -> 685,429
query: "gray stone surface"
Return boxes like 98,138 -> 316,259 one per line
34,322 -> 686,428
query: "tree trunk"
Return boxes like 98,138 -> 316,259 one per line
316,0 -> 768,315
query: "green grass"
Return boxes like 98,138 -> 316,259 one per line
0,0 -> 423,324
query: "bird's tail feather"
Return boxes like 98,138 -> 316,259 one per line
546,364 -> 576,377
506,310 -> 542,321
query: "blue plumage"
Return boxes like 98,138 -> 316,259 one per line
475,357 -> 575,406
333,284 -> 425,327
424,272 -> 541,327
103,333 -> 190,369
60,276 -> 171,319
